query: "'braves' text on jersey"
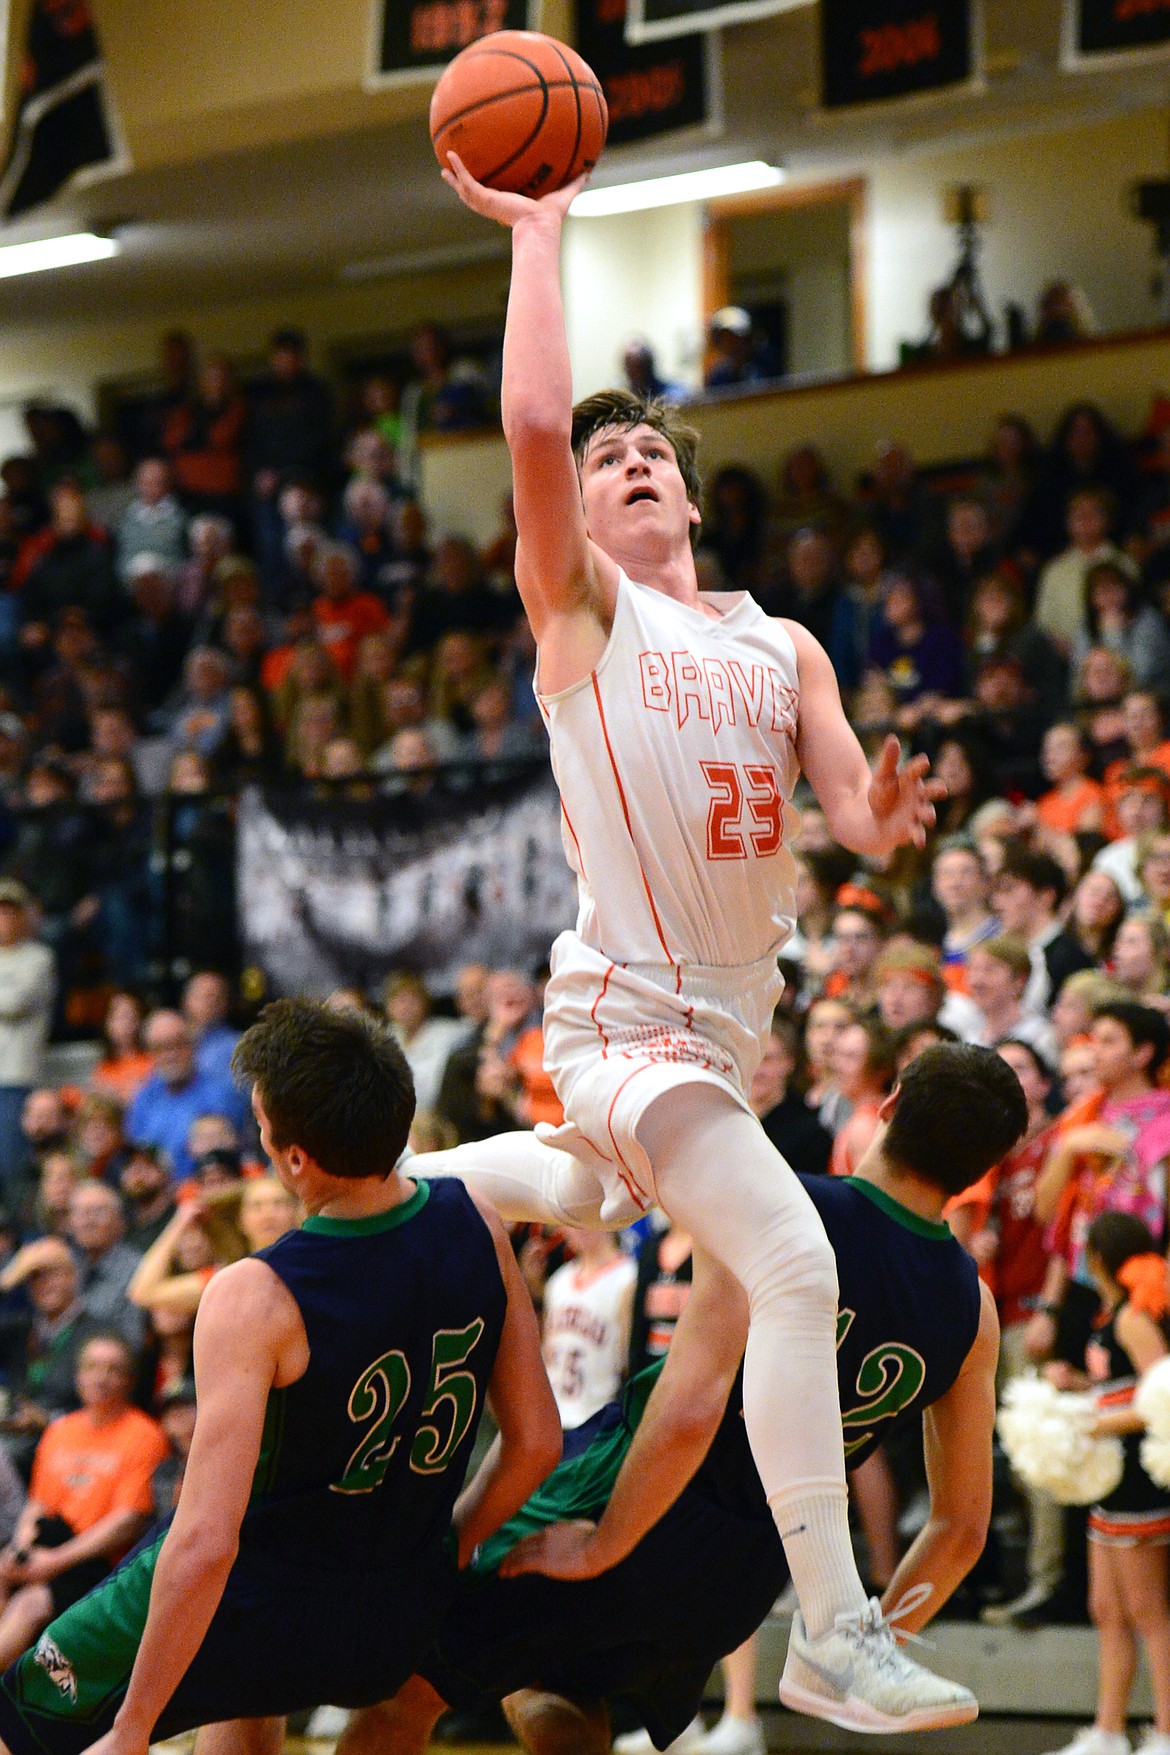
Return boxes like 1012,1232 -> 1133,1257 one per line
540,574 -> 802,971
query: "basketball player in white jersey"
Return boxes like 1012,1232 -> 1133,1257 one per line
541,1230 -> 636,1441
422,151 -> 969,1731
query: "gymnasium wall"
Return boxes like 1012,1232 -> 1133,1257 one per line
420,327 -> 1170,544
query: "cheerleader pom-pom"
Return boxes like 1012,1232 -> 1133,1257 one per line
1141,1431 -> 1170,1490
997,1375 -> 1125,1505
1136,1357 -> 1170,1441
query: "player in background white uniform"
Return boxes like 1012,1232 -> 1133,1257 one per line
424,152 -> 969,1732
541,1230 -> 636,1439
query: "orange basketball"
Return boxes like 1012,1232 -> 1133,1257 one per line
430,30 -> 607,199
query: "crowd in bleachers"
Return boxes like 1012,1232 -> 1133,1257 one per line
5,312 -> 1170,1691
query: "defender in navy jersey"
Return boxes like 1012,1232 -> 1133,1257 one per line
0,1001 -> 559,1755
334,1044 -> 1023,1753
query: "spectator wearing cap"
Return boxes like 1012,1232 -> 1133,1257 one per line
119,1147 -> 176,1256
125,1011 -> 247,1184
115,458 -> 187,586
0,885 -> 53,1207
1092,766 -> 1170,904
180,970 -> 238,1089
0,1333 -> 166,1667
66,1183 -> 145,1351
704,306 -> 775,390
993,846 -> 1096,1014
966,935 -> 1058,1064
114,555 -> 194,715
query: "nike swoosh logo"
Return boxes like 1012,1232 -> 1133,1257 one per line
780,1523 -> 808,1540
795,1645 -> 853,1699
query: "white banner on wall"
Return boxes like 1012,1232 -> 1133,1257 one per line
237,774 -> 576,999
625,0 -> 807,48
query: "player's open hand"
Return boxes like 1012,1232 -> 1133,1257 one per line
866,735 -> 947,853
441,151 -> 588,229
498,1518 -> 603,1580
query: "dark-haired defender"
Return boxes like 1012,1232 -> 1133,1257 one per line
426,154 -> 951,1732
339,1044 -> 1026,1754
0,1000 -> 559,1755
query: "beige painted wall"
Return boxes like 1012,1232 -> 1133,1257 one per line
865,109 -> 1169,369
420,329 -> 1170,539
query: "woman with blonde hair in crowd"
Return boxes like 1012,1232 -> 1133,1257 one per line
348,628 -> 411,755
127,1193 -> 239,1319
1051,970 -> 1129,1051
1139,833 -> 1170,928
1112,915 -> 1170,1007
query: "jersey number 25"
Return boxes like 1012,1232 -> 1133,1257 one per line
332,1318 -> 486,1495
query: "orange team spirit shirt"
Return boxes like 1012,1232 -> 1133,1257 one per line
312,593 -> 390,683
31,1407 -> 169,1542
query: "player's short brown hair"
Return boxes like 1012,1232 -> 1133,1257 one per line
883,1043 -> 1028,1197
571,390 -> 703,545
233,998 -> 414,1180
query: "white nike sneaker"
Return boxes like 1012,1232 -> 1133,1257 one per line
693,1714 -> 766,1755
779,1600 -> 978,1734
614,1717 -> 706,1755
1040,1729 -> 1130,1755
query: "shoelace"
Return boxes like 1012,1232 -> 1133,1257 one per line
832,1593 -> 935,1673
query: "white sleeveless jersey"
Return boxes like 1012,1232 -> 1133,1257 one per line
542,1252 -> 637,1430
540,572 -> 802,970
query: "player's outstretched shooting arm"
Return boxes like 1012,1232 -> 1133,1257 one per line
453,1197 -> 563,1566
879,1282 -> 999,1634
82,1261 -> 299,1755
440,153 -> 613,657
502,1249 -> 747,1582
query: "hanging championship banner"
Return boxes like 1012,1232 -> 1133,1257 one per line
626,0 -> 807,49
820,0 -> 981,110
0,0 -> 120,219
368,0 -> 540,88
1063,0 -> 1170,69
237,771 -> 576,999
577,0 -> 717,146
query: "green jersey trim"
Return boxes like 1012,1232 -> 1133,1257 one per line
302,1180 -> 431,1237
843,1177 -> 952,1241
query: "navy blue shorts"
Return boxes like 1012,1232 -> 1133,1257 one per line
422,1489 -> 786,1750
0,1530 -> 459,1755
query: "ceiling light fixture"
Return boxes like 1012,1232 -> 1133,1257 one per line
0,231 -> 119,280
570,160 -> 784,218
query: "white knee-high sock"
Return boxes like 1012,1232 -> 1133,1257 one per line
410,1133 -> 608,1228
640,1086 -> 868,1638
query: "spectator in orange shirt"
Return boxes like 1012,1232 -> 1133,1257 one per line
311,543 -> 390,684
1102,690 -> 1170,834
0,1333 -> 166,1667
1035,722 -> 1104,838
91,991 -> 154,1108
828,1015 -> 898,1177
